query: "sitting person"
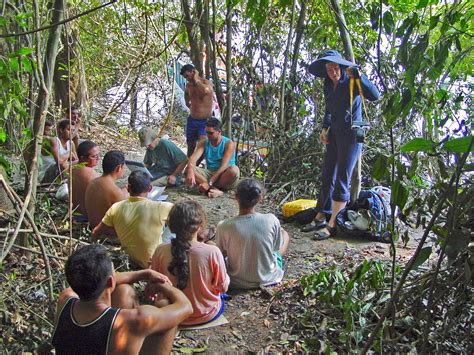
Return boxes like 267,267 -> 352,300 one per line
40,119 -> 79,183
70,141 -> 100,219
216,178 -> 290,289
52,244 -> 192,354
185,118 -> 239,198
151,200 -> 229,325
38,120 -> 57,183
92,171 -> 174,268
138,127 -> 188,186
85,150 -> 128,231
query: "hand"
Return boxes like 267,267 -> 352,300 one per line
346,66 -> 360,79
147,269 -> 171,285
145,278 -> 173,302
185,169 -> 196,187
167,175 -> 176,186
320,128 -> 330,145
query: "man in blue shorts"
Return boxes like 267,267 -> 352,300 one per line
180,64 -> 215,158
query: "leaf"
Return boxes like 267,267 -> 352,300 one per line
391,181 -> 409,210
0,155 -> 11,174
442,136 -> 474,153
372,154 -> 389,180
401,138 -> 434,153
16,47 -> 32,56
383,11 -> 394,35
0,127 -> 6,143
416,0 -> 429,9
411,247 -> 431,271
429,15 -> 440,29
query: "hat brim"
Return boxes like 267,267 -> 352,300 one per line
309,55 -> 356,77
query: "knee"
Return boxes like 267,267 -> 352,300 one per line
112,284 -> 138,309
229,165 -> 239,177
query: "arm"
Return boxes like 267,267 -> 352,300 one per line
129,282 -> 193,336
55,288 -> 78,324
167,158 -> 188,185
185,140 -> 206,186
92,221 -> 116,239
184,84 -> 191,108
209,140 -> 235,184
358,74 -> 380,101
115,269 -> 170,286
319,106 -> 331,145
211,249 -> 230,293
71,141 -> 79,163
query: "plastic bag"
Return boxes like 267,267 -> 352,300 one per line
55,182 -> 69,201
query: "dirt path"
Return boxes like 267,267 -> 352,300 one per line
161,187 -> 417,352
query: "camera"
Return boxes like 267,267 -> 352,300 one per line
351,121 -> 370,143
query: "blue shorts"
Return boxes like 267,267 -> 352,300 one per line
186,116 -> 207,143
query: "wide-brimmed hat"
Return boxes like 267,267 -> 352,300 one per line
308,49 -> 356,77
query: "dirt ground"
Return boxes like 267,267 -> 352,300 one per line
150,186 -> 417,353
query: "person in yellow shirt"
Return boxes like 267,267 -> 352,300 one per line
92,171 -> 174,268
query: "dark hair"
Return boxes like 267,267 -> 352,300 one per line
65,245 -> 113,301
102,150 -> 125,174
167,200 -> 207,290
206,118 -> 222,131
77,140 -> 98,161
128,171 -> 150,195
180,64 -> 195,75
45,120 -> 54,127
57,119 -> 72,131
236,178 -> 264,209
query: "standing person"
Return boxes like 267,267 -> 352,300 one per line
180,64 -> 215,158
305,50 -> 380,240
216,179 -> 290,289
151,200 -> 229,325
85,150 -> 128,231
68,106 -> 82,148
138,127 -> 188,186
92,171 -> 174,268
70,140 -> 100,218
52,244 -> 193,354
185,118 -> 239,198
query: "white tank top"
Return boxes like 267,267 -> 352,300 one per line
56,137 -> 71,156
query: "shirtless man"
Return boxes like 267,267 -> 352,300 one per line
180,64 -> 215,157
52,244 -> 193,354
70,141 -> 100,217
85,150 -> 128,231
67,106 -> 82,148
185,118 -> 239,198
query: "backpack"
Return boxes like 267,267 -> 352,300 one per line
336,189 -> 392,243
279,207 -> 318,225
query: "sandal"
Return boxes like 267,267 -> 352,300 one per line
313,226 -> 337,241
301,219 -> 327,233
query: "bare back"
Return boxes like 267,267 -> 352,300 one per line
71,167 -> 99,215
186,79 -> 214,119
85,175 -> 127,229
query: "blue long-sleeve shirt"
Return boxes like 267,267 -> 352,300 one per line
322,73 -> 380,130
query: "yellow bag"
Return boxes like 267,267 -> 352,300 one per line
282,199 -> 317,218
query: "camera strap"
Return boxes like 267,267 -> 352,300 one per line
349,77 -> 370,126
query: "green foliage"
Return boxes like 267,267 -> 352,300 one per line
301,260 -> 397,351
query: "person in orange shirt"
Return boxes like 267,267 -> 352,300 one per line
150,200 -> 229,325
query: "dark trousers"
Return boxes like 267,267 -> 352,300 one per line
316,128 -> 361,215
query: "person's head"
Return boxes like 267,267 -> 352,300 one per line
127,171 -> 151,196
205,118 -> 222,143
57,119 -> 74,140
308,49 -> 355,83
102,150 -> 125,175
65,245 -> 114,301
180,64 -> 195,82
69,105 -> 81,123
167,200 -> 207,290
77,140 -> 100,167
235,178 -> 264,209
138,127 -> 157,148
44,120 -> 54,136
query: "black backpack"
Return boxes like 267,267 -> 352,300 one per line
280,207 -> 318,225
336,190 -> 392,243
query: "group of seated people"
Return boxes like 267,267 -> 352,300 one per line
51,117 -> 291,353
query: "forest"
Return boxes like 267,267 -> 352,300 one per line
0,0 -> 472,353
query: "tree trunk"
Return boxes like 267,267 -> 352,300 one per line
24,0 -> 65,234
278,0 -> 296,129
285,0 -> 306,131
209,0 -> 225,115
182,0 -> 203,72
130,83 -> 138,130
330,0 -> 359,202
224,0 -> 232,137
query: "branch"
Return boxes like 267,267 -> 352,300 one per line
0,0 -> 117,38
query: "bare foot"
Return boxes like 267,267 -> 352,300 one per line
207,187 -> 224,198
198,182 -> 210,194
